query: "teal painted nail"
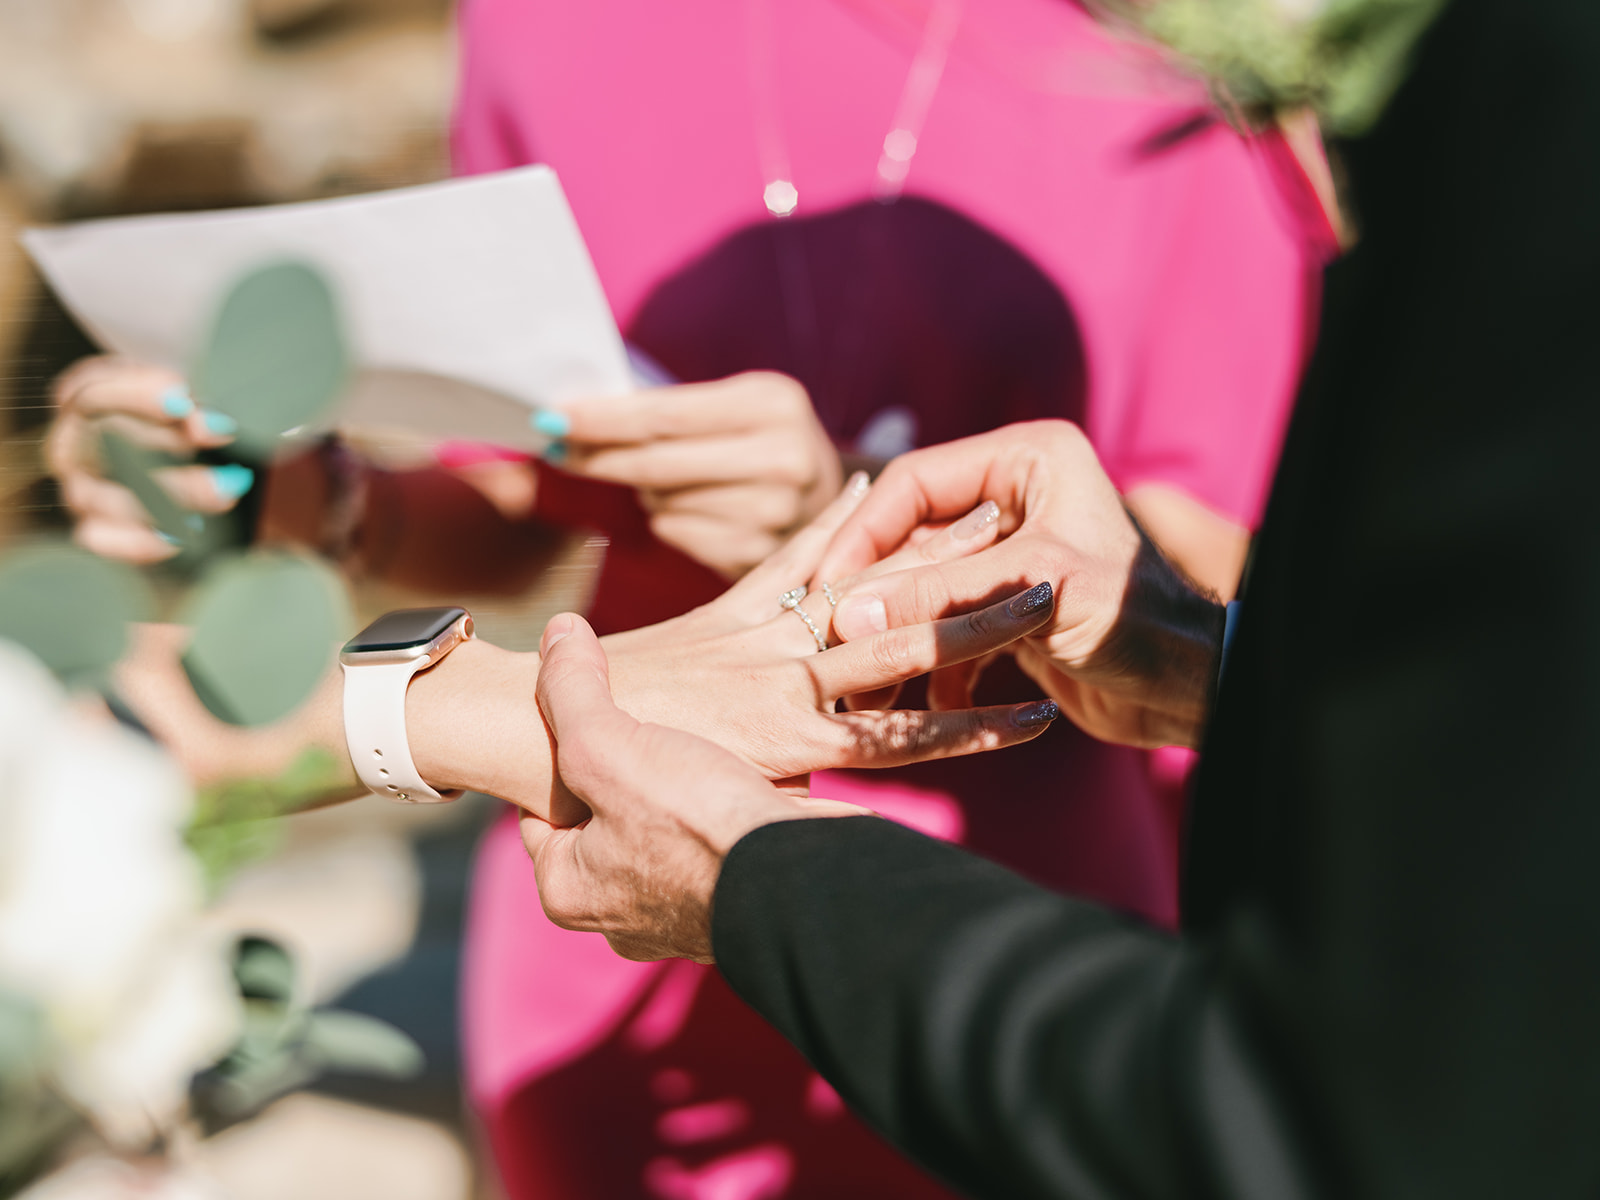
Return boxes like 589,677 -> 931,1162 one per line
160,386 -> 195,419
210,464 -> 255,501
530,408 -> 572,439
543,441 -> 568,465
201,410 -> 238,436
155,530 -> 182,547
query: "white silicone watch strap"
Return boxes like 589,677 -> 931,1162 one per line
341,659 -> 460,803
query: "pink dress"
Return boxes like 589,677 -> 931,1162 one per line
452,2 -> 1333,1196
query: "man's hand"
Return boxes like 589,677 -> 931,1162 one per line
521,614 -> 869,963
815,422 -> 1226,749
538,372 -> 843,579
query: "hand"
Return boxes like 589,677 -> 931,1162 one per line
46,358 -> 251,563
815,422 -> 1226,750
521,614 -> 870,963
113,473 -> 1056,825
599,473 -> 1061,785
539,372 -> 843,579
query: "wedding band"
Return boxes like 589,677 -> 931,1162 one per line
779,586 -> 829,653
820,581 -> 840,608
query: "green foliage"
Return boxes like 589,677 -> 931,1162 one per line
98,432 -> 200,552
1096,0 -> 1448,134
192,262 -> 349,456
185,749 -> 350,895
180,552 -> 350,728
0,990 -> 82,1199
0,543 -> 152,687
194,938 -> 423,1131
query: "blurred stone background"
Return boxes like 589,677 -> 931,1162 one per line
0,3 -> 511,1197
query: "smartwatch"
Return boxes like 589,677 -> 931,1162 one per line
339,606 -> 474,803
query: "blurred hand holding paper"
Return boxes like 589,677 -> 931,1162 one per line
21,166 -> 631,452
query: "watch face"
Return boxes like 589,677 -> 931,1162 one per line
343,607 -> 466,654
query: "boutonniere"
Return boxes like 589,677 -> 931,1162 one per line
1093,0 -> 1450,134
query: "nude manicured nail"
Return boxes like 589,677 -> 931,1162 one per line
834,594 -> 888,640
950,500 -> 1000,541
1008,581 -> 1054,618
1013,699 -> 1060,728
846,470 -> 870,497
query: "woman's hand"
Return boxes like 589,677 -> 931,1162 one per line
46,358 -> 251,563
815,422 -> 1226,750
598,474 -> 1058,786
538,371 -> 843,580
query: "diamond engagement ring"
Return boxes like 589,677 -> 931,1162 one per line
820,581 -> 840,608
779,587 -> 829,653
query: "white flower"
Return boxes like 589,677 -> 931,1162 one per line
0,641 -> 239,1147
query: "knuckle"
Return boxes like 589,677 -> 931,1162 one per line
908,570 -> 954,621
963,602 -> 1003,643
758,487 -> 803,530
866,633 -> 916,681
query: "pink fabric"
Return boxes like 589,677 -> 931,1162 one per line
451,2 -> 1329,1196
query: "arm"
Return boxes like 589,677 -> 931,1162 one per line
117,477 -> 1061,818
713,820 -> 1225,1200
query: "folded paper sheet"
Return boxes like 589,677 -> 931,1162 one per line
22,167 -> 631,452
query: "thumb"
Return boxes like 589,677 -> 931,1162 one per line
536,613 -> 633,748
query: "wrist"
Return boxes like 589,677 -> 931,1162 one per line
1150,585 -> 1226,749
404,638 -> 554,812
1116,539 -> 1227,749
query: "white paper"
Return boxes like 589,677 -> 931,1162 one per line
21,166 -> 632,451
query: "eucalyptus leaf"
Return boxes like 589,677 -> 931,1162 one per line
0,989 -> 45,1076
191,261 -> 349,455
180,552 -> 350,727
98,431 -> 194,549
0,543 -> 152,686
233,937 -> 296,1007
208,1055 -> 320,1122
301,1010 -> 425,1079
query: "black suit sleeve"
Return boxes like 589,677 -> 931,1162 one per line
714,817 -> 1303,1200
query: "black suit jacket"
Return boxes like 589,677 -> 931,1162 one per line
711,1 -> 1600,1196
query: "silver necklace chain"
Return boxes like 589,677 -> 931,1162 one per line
749,0 -> 964,217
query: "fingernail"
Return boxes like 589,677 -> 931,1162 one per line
1008,581 -> 1054,618
1013,699 -> 1060,728
210,464 -> 255,501
950,500 -> 1000,541
186,513 -> 205,533
542,440 -> 568,465
530,408 -> 572,439
201,409 -> 238,436
160,386 -> 195,418
834,594 -> 888,640
155,530 -> 182,547
846,470 -> 870,498
543,613 -> 576,649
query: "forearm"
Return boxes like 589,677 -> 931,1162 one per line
713,818 -> 1201,1199
713,819 -> 1272,1200
404,638 -> 553,806
259,450 -> 562,595
129,631 -> 560,816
